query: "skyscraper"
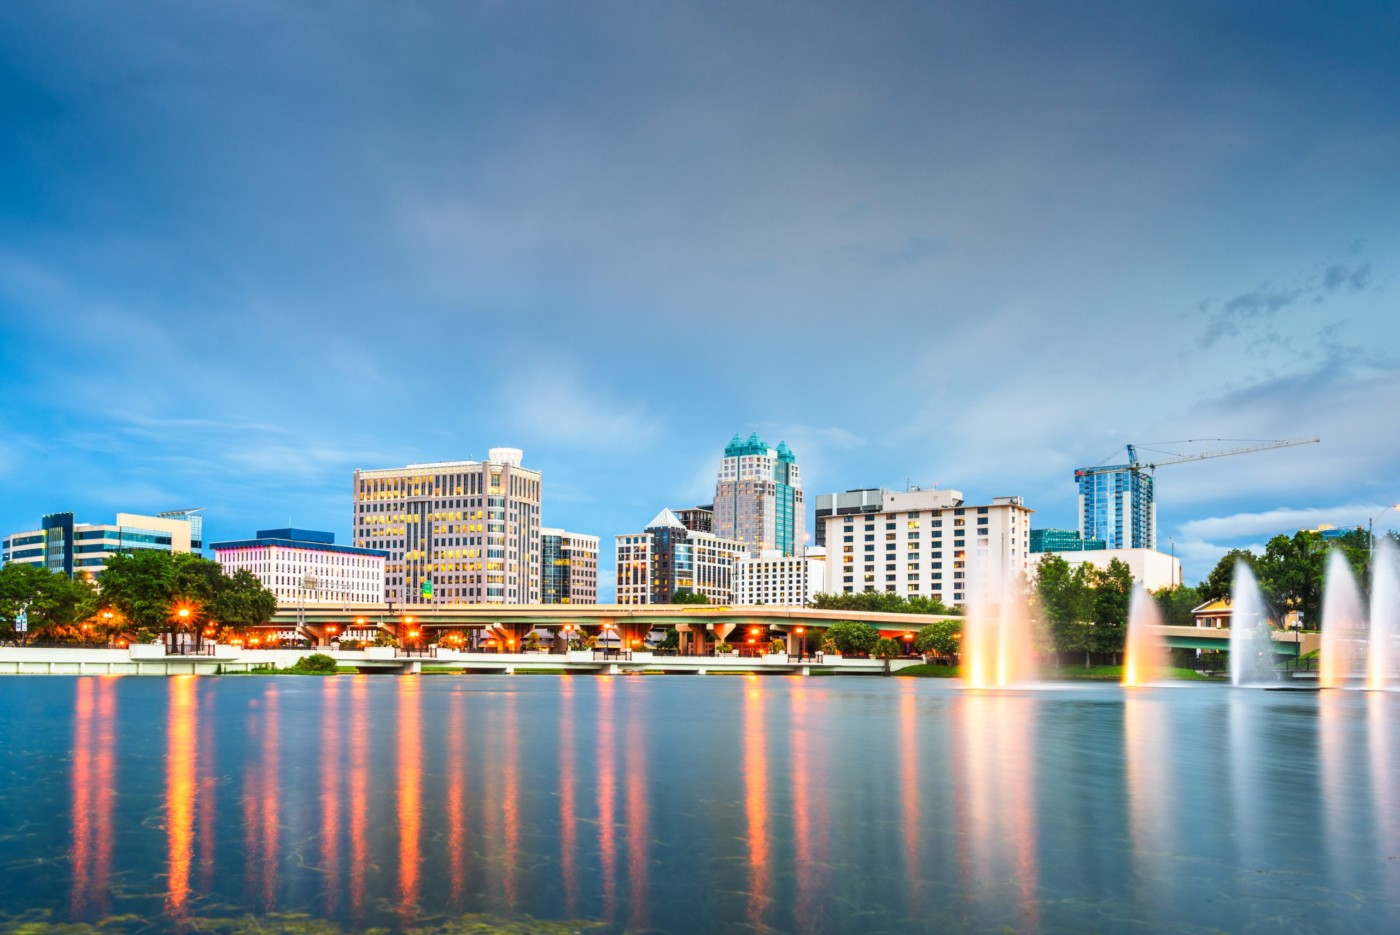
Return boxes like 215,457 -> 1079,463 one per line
1075,466 -> 1154,550
615,509 -> 747,604
352,448 -> 542,605
713,433 -> 804,557
540,528 -> 599,604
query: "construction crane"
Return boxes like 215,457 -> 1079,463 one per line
1072,437 -> 1319,551
1075,437 -> 1321,479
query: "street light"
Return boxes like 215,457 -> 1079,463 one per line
1369,505 -> 1400,559
795,626 -> 805,661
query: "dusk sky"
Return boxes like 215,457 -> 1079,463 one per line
3,1 -> 1398,597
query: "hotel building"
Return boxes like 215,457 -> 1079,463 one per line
616,509 -> 748,604
212,528 -> 387,604
822,489 -> 1033,606
734,547 -> 826,606
352,448 -> 542,605
813,488 -> 885,547
541,528 -> 599,604
714,433 -> 804,556
1,510 -> 197,581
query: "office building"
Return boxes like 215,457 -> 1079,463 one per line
352,448 -> 542,605
734,547 -> 826,606
821,489 -> 1033,606
541,528 -> 599,604
615,509 -> 748,604
158,509 -> 205,552
1076,465 -> 1154,550
2,511 -> 196,581
673,505 -> 714,533
814,488 -> 886,547
1028,547 -> 1181,592
212,528 -> 387,604
1030,528 -> 1105,553
714,432 -> 804,556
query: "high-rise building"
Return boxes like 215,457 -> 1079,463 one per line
1030,528 -> 1105,553
821,489 -> 1033,606
615,509 -> 748,604
1,511 -> 197,581
734,547 -> 826,606
541,528 -> 599,604
212,529 -> 387,604
813,488 -> 886,547
1075,465 -> 1154,550
352,448 -> 542,605
713,433 -> 804,556
673,505 -> 714,533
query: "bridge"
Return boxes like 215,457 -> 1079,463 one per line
1154,625 -> 1319,658
267,602 -> 955,654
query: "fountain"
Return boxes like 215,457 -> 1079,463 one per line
1369,537 -> 1399,690
961,569 -> 1036,688
1229,562 -> 1274,686
1320,550 -> 1366,689
1123,584 -> 1166,686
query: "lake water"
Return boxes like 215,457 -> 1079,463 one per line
1,674 -> 1397,933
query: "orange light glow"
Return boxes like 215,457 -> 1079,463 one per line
166,676 -> 197,920
397,678 -> 422,925
744,678 -> 770,928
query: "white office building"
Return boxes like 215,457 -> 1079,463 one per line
2,510 -> 197,581
1027,546 -> 1181,592
734,547 -> 826,606
353,448 -> 542,605
822,489 -> 1033,606
212,528 -> 387,604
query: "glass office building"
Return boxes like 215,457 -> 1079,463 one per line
1075,466 -> 1155,550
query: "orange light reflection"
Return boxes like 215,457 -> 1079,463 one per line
321,679 -> 341,915
349,678 -> 369,919
743,677 -> 770,928
559,677 -> 579,917
625,682 -> 649,931
165,676 -> 197,921
398,677 -> 422,925
502,685 -> 520,910
597,676 -> 618,921
447,685 -> 468,909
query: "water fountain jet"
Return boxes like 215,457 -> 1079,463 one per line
1320,551 -> 1365,689
1123,584 -> 1166,686
961,569 -> 1036,688
1229,563 -> 1273,687
1368,537 -> 1399,690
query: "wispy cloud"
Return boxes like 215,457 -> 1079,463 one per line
1196,260 -> 1375,349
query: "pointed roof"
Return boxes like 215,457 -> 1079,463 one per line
645,508 -> 688,531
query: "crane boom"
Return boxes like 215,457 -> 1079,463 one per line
1075,437 -> 1319,479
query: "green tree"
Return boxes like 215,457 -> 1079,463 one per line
1153,584 -> 1202,627
826,620 -> 880,656
100,550 -> 276,648
872,636 -> 901,673
1090,559 -> 1134,664
211,568 -> 278,637
1256,532 -> 1327,627
1197,549 -> 1259,602
1034,555 -> 1096,663
914,619 -> 962,660
670,590 -> 710,605
0,562 -> 98,644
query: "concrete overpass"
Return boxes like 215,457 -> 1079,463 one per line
269,602 -> 955,653
1153,625 -> 1319,657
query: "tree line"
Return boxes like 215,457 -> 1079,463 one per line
0,550 -> 276,646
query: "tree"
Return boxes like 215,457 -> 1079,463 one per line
1197,549 -> 1259,602
1090,559 -> 1134,664
1153,584 -> 1202,627
100,550 -> 277,647
914,619 -> 962,660
0,562 -> 98,643
826,621 -> 880,656
872,636 -> 901,673
1034,555 -> 1096,664
812,591 -> 960,616
211,569 -> 278,637
671,590 -> 710,605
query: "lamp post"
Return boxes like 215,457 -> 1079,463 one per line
1368,505 -> 1399,561
904,631 -> 914,657
177,607 -> 190,654
795,626 -> 805,661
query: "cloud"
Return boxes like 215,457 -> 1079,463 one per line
509,365 -> 660,451
1196,260 -> 1376,349
1177,504 -> 1385,541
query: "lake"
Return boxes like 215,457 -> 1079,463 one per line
1,674 -> 1396,933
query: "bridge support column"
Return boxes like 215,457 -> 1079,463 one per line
401,661 -> 421,675
617,623 -> 650,654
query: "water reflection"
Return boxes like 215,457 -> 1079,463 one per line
500,684 -> 520,911
596,676 -> 618,922
558,677 -> 578,917
743,676 -> 770,929
954,692 -> 1039,933
898,680 -> 920,919
70,678 -> 116,917
447,685 -> 469,910
1125,693 -> 1172,924
624,681 -> 649,931
398,677 -> 422,924
789,680 -> 818,931
166,676 -> 198,920
321,678 -> 341,915
348,678 -> 369,919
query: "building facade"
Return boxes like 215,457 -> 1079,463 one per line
541,528 -> 599,604
352,448 -> 542,605
713,433 -> 804,556
1076,465 -> 1155,550
673,505 -> 714,533
813,488 -> 886,547
821,489 -> 1033,606
2,511 -> 196,581
734,547 -> 826,606
1027,546 -> 1181,592
1030,528 -> 1106,553
212,529 -> 387,604
615,509 -> 748,604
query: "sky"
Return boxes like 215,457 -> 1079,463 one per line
2,1 -> 1399,598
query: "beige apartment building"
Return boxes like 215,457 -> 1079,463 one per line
352,448 -> 542,605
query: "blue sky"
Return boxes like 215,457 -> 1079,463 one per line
2,1 -> 1399,597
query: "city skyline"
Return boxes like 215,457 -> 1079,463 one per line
2,3 -> 1398,598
